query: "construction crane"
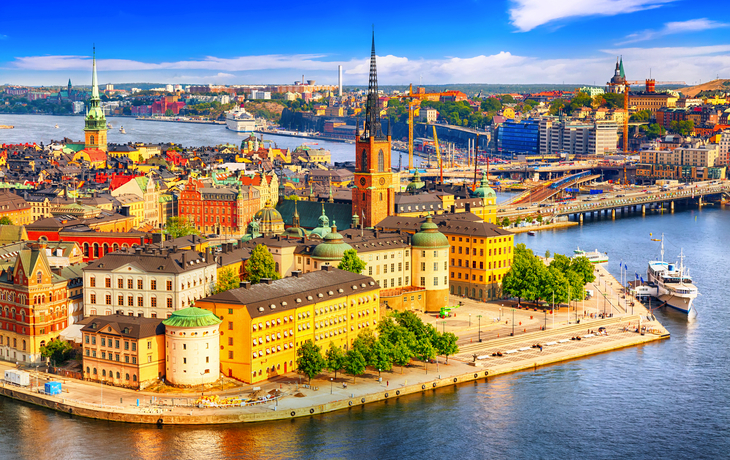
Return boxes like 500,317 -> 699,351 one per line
621,79 -> 686,154
433,125 -> 443,184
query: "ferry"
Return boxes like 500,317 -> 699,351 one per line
573,247 -> 608,264
646,235 -> 698,317
226,106 -> 256,133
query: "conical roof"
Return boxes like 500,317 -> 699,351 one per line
411,215 -> 448,248
473,170 -> 496,199
163,307 -> 222,328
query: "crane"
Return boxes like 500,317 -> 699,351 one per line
433,125 -> 443,184
392,84 -> 420,171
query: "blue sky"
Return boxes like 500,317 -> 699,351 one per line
1,0 -> 729,87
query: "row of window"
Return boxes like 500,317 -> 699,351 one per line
88,294 -> 175,309
252,341 -> 294,358
91,277 -> 173,291
85,335 -> 138,351
452,272 -> 504,282
368,262 -> 408,276
379,277 -> 409,289
452,246 -> 511,256
452,259 -> 509,270
251,360 -> 293,377
86,367 -> 138,382
420,276 -> 448,287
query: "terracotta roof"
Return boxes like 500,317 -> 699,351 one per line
84,246 -> 215,274
81,149 -> 107,162
81,314 -> 165,339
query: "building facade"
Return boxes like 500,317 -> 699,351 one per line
179,177 -> 260,237
196,267 -> 380,384
83,245 -> 218,319
162,307 -> 221,386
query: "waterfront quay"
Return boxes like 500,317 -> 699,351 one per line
0,266 -> 666,425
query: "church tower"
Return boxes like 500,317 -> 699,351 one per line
84,47 -> 108,151
352,32 -> 394,228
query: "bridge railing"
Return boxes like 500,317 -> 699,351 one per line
549,170 -> 591,189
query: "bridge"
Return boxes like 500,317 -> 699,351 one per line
497,182 -> 730,223
508,172 -> 601,205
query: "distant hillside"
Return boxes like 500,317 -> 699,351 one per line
344,84 -> 591,96
680,79 -> 730,98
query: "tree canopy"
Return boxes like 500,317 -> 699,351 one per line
165,217 -> 199,239
337,249 -> 367,274
40,340 -> 72,365
0,216 -> 13,225
213,266 -> 240,294
243,244 -> 280,284
296,340 -> 326,383
325,342 -> 347,380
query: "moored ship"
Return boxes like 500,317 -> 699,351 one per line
226,106 -> 256,133
573,247 -> 608,264
645,235 -> 698,317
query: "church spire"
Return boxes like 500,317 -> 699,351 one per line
91,46 -> 99,99
363,29 -> 383,140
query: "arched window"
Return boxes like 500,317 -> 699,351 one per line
361,150 -> 367,172
83,243 -> 90,257
116,372 -> 120,379
132,374 -> 137,382
36,271 -> 42,284
380,192 -> 383,201
102,370 -> 106,377
90,135 -> 95,145
378,150 -> 384,172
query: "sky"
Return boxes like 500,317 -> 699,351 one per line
1,0 -> 729,87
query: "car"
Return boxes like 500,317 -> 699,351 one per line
516,207 -> 527,210
207,233 -> 218,238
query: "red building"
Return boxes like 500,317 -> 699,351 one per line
178,177 -> 260,236
25,228 -> 151,262
151,96 -> 186,115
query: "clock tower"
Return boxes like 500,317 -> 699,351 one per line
353,32 -> 394,228
84,47 -> 107,152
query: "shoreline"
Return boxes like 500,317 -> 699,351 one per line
507,221 -> 579,233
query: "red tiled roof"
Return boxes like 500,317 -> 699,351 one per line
81,148 -> 107,162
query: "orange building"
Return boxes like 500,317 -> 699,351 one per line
352,34 -> 395,228
81,314 -> 166,389
0,190 -> 32,226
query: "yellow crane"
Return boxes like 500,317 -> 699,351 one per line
393,84 -> 419,170
433,125 -> 443,184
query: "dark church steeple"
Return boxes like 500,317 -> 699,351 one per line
362,30 -> 384,140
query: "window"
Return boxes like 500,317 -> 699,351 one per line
115,340 -> 120,348
147,356 -> 152,363
434,262 -> 438,271
147,341 -> 152,350
421,262 -> 425,271
128,295 -> 133,306
90,294 -> 96,304
151,280 -> 156,290
377,149 -> 384,172
137,280 -> 143,290
167,280 -> 172,291
105,295 -> 111,305
228,321 -> 233,330
434,277 -> 438,286
117,279 -> 123,289
420,277 -> 425,287
228,337 -> 233,346
90,277 -> 96,287
118,295 -> 124,306
124,341 -> 129,350
105,278 -> 111,288
228,350 -> 234,359
167,298 -> 172,309
132,343 -> 136,351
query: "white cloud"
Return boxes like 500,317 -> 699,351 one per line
509,0 -> 674,32
618,18 -> 729,44
8,45 -> 730,86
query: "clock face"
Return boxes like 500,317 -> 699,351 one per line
360,177 -> 366,186
379,177 -> 386,186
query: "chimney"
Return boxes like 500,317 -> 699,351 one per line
205,247 -> 211,263
228,242 -> 233,253
292,270 -> 303,278
181,252 -> 186,267
135,247 -> 142,256
261,278 -> 274,285
241,281 -> 251,289
450,205 -> 456,213
465,202 -> 471,213
172,245 -> 178,253
322,264 -> 336,272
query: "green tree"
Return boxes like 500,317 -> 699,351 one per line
344,348 -> 367,382
337,249 -> 367,274
391,339 -> 412,373
296,340 -> 326,383
165,217 -> 199,239
641,123 -> 666,140
164,109 -> 174,117
370,339 -> 393,376
0,216 -> 13,225
501,217 -> 510,227
435,332 -> 459,364
500,95 -> 515,103
414,337 -> 435,364
602,93 -> 625,109
243,244 -> 281,284
40,340 -> 72,365
630,109 -> 652,122
352,329 -> 376,363
481,98 -> 502,113
325,342 -> 347,380
670,120 -> 694,136
213,266 -> 240,294
544,249 -> 551,259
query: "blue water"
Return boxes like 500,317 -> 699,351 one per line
0,115 -> 728,459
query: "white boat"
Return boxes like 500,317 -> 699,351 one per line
119,126 -> 126,134
573,247 -> 608,264
226,106 -> 256,133
646,235 -> 698,317
54,124 -> 59,129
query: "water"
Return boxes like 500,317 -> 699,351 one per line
0,115 -> 729,459
0,114 -> 415,168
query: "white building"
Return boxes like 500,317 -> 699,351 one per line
250,90 -> 271,100
72,101 -> 85,114
589,121 -> 619,155
162,307 -> 221,386
83,246 -> 218,319
579,86 -> 605,97
718,130 -> 730,166
165,84 -> 174,93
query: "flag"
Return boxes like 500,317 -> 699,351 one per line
635,272 -> 638,280
640,276 -> 644,284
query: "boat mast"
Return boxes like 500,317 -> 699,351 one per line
660,233 -> 664,263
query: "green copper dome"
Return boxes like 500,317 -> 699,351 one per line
310,203 -> 331,239
473,170 -> 496,199
163,307 -> 222,328
411,216 -> 449,248
253,200 -> 284,233
405,170 -> 425,193
312,227 -> 353,260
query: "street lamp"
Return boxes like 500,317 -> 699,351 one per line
477,314 -> 482,342
330,377 -> 333,394
512,308 -> 515,336
469,313 -> 471,327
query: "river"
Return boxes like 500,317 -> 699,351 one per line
0,114 -> 418,168
0,115 -> 728,459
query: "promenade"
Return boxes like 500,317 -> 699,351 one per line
0,265 -> 667,425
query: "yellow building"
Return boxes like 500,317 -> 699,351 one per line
81,314 -> 166,389
379,212 -> 514,301
196,267 -> 380,384
0,190 -> 32,226
114,194 -> 146,228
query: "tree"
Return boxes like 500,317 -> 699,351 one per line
435,332 -> 459,364
630,109 -> 652,122
501,217 -> 510,227
481,98 -> 502,113
670,120 -> 694,136
337,249 -> 366,274
164,109 -> 174,117
213,266 -> 240,294
500,95 -> 515,104
296,340 -> 325,383
243,244 -> 280,284
325,342 -> 347,380
414,337 -> 435,364
40,340 -> 72,365
165,217 -> 199,239
369,339 -> 393,375
344,349 -> 367,382
0,216 -> 13,225
352,329 -> 376,363
544,250 -> 551,259
641,123 -> 665,140
391,339 -> 412,373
